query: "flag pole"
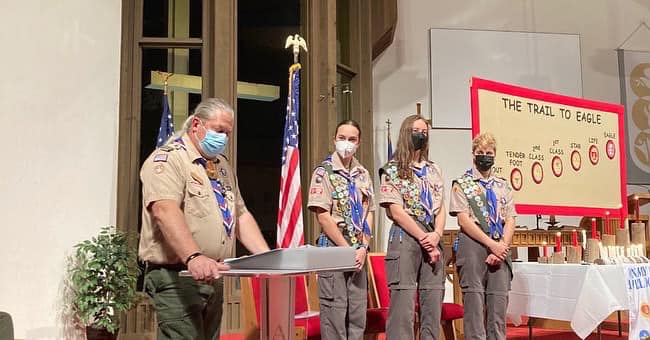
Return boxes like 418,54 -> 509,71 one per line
277,34 -> 308,249
155,71 -> 174,95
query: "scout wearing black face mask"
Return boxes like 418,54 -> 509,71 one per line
411,132 -> 427,150
474,155 -> 494,171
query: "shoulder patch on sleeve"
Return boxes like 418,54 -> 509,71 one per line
310,187 -> 324,195
315,167 -> 326,177
380,185 -> 393,193
153,154 -> 168,162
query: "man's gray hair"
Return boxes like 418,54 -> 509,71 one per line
165,98 -> 234,144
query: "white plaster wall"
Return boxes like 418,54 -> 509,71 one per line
0,1 -> 122,338
372,0 -> 650,299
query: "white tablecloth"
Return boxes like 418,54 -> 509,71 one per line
507,263 -> 629,339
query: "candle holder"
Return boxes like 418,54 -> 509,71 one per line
631,222 -> 646,256
538,256 -> 549,264
551,251 -> 565,264
585,239 -> 601,263
601,234 -> 616,247
566,246 -> 582,263
616,223 -> 631,247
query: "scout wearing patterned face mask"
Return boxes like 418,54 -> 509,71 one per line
378,114 -> 447,340
307,120 -> 375,340
449,132 -> 516,340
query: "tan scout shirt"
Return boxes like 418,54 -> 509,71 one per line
377,161 -> 445,217
139,134 -> 248,264
307,153 -> 375,229
448,166 -> 516,225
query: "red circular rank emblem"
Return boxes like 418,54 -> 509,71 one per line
571,150 -> 582,171
531,161 -> 544,184
552,156 -> 563,177
606,140 -> 616,160
510,168 -> 523,191
589,145 -> 599,165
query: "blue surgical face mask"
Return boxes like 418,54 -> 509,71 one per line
197,122 -> 228,158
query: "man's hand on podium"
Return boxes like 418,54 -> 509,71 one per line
187,255 -> 231,283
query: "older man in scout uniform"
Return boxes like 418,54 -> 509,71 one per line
449,132 -> 515,340
139,98 -> 270,340
307,122 -> 374,339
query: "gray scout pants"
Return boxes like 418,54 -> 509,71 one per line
384,223 -> 445,340
317,237 -> 368,340
456,232 -> 511,340
318,267 -> 367,340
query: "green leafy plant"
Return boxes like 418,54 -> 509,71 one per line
70,226 -> 140,334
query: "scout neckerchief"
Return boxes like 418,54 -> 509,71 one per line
321,156 -> 371,246
412,166 -> 434,224
382,161 -> 433,224
455,169 -> 512,274
176,138 -> 234,238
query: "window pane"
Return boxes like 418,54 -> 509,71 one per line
336,0 -> 351,66
336,71 -> 352,122
143,0 -> 202,38
140,48 -> 202,161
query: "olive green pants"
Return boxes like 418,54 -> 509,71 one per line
0,312 -> 13,340
144,268 -> 224,340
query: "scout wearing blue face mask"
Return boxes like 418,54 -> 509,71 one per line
196,120 -> 228,158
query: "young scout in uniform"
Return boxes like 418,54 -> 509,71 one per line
449,132 -> 515,340
378,115 -> 446,340
139,98 -> 270,340
307,120 -> 374,340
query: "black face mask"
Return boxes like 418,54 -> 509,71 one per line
475,155 -> 494,171
411,132 -> 427,150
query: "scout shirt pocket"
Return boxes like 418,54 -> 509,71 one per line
185,180 -> 212,218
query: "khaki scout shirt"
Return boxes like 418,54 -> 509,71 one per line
307,153 -> 375,229
448,166 -> 516,225
139,134 -> 247,264
377,161 -> 445,216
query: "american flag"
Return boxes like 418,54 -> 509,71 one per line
277,64 -> 304,248
156,93 -> 174,147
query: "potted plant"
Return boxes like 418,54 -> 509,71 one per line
70,226 -> 140,340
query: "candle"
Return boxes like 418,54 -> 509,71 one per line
555,232 -> 562,253
599,242 -> 607,260
635,196 -> 640,223
591,218 -> 597,239
542,241 -> 548,257
572,229 -> 578,247
582,229 -> 587,249
605,211 -> 610,235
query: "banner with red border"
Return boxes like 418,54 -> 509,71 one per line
470,77 -> 627,219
